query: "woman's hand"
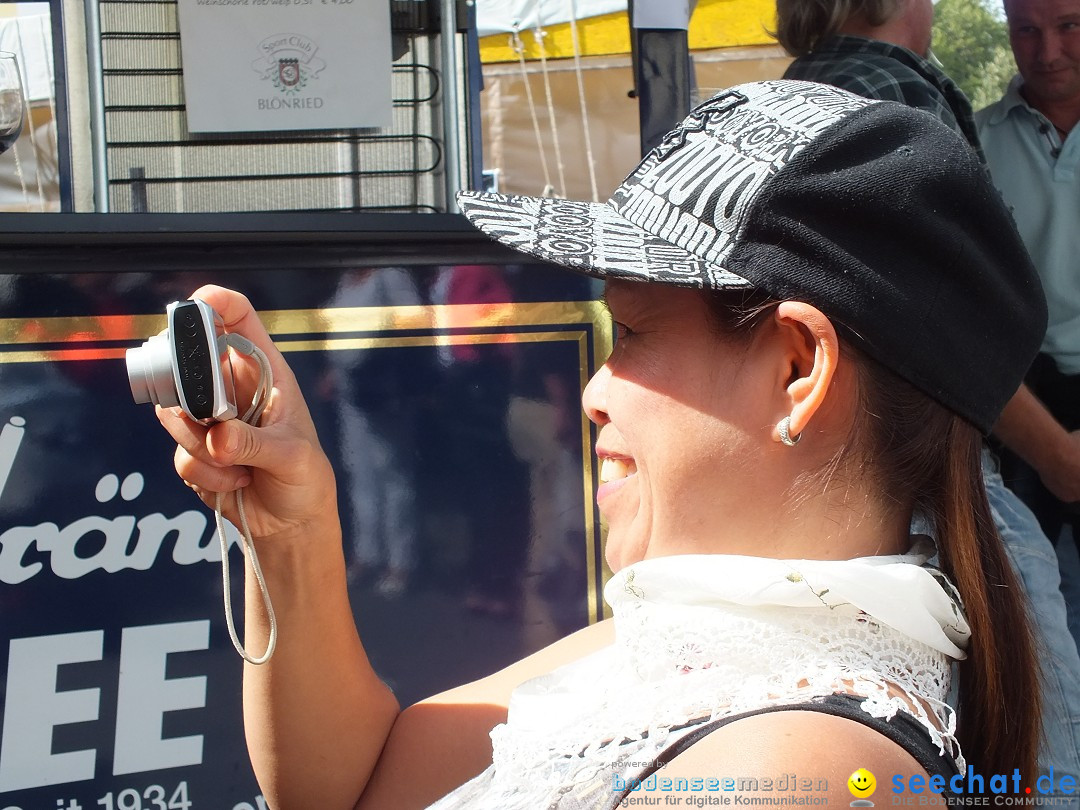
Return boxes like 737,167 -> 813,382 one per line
155,284 -> 338,545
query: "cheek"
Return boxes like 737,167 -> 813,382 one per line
1012,41 -> 1037,68
651,416 -> 752,503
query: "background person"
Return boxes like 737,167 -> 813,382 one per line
154,81 -> 1043,809
323,267 -> 423,597
977,0 -> 1080,600
778,0 -> 983,157
977,0 -> 1080,780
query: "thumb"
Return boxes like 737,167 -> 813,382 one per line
207,418 -> 263,468
208,418 -> 310,484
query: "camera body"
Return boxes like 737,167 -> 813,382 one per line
126,298 -> 239,424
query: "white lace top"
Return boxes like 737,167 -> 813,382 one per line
427,541 -> 969,810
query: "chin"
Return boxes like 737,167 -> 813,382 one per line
604,540 -> 644,573
605,549 -> 629,573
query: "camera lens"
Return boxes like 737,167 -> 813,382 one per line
126,334 -> 180,408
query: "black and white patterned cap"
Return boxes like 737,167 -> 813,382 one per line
458,81 -> 870,289
457,79 -> 1047,434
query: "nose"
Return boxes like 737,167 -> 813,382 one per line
1039,31 -> 1064,66
582,362 -> 611,426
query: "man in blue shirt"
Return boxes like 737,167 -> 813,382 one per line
978,0 -> 1080,543
978,0 -> 1080,786
978,0 -> 1080,720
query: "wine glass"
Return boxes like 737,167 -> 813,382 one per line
0,53 -> 25,156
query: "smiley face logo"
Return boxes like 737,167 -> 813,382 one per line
848,768 -> 877,799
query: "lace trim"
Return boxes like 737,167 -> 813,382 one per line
490,552 -> 966,798
430,550 -> 968,809
489,608 -> 960,790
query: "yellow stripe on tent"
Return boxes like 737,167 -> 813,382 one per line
479,0 -> 777,64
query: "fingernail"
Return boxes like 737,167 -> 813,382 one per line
222,424 -> 239,455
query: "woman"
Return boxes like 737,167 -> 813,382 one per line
158,80 -> 1046,808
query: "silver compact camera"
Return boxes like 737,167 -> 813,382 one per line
126,298 -> 239,424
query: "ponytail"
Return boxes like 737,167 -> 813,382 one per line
935,418 -> 1041,776
857,359 -> 1041,777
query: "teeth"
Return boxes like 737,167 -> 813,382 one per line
600,458 -> 631,482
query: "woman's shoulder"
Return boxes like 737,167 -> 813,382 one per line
421,617 -> 616,710
356,620 -> 617,810
656,707 -> 930,802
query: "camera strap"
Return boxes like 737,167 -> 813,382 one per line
214,334 -> 278,665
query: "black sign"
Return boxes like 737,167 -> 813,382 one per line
0,260 -> 609,807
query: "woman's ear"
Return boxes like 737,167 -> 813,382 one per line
771,301 -> 840,441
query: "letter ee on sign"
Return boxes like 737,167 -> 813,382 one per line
0,620 -> 210,791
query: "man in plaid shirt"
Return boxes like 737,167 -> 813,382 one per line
777,0 -> 985,160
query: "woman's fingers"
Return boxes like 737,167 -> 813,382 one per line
191,285 -> 270,346
149,286 -> 337,541
157,405 -> 219,464
173,440 -> 251,493
204,417 -> 314,484
158,404 -> 252,493
161,398 -> 325,493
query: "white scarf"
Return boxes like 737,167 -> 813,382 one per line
430,540 -> 969,809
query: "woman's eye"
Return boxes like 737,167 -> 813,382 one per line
614,322 -> 633,341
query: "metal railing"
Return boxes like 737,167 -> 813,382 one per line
94,0 -> 458,213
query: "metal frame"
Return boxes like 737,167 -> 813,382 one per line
0,212 -> 519,270
1,0 -> 75,210
627,0 -> 692,156
84,0 -> 468,214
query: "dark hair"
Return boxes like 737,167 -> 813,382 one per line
706,290 -> 1041,778
856,353 -> 1040,777
774,0 -> 903,56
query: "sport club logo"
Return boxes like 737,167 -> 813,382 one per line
252,33 -> 326,94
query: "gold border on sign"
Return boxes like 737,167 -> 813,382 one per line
0,300 -> 614,623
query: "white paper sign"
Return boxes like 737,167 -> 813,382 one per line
176,0 -> 392,133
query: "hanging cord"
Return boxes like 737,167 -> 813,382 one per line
36,17 -> 57,177
566,0 -> 599,202
213,333 -> 277,665
510,23 -> 556,197
533,23 -> 567,198
9,129 -> 29,208
7,48 -> 29,210
35,18 -> 59,210
14,25 -> 45,210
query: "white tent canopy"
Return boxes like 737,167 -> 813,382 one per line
476,0 -> 695,37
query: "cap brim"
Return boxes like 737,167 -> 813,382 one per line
457,190 -> 753,290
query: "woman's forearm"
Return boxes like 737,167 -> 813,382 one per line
241,522 -> 399,810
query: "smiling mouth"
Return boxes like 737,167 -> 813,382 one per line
600,457 -> 637,482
